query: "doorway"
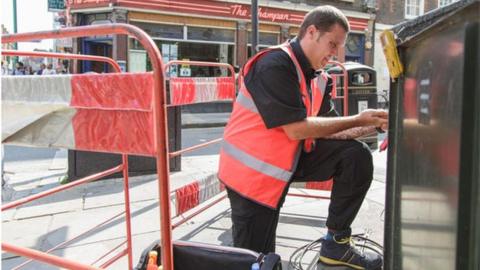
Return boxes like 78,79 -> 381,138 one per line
82,39 -> 113,73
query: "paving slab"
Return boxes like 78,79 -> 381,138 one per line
2,215 -> 53,259
14,186 -> 84,219
43,204 -> 126,249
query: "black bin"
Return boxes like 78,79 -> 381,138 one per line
327,62 -> 379,149
384,1 -> 479,269
67,106 -> 181,180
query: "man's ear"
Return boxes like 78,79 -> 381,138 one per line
306,25 -> 317,39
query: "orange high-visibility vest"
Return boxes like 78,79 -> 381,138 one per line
218,43 -> 329,209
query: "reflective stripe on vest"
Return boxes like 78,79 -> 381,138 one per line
222,141 -> 292,182
235,91 -> 258,114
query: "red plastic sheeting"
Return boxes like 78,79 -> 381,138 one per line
169,77 -> 235,105
71,73 -> 154,110
169,77 -> 196,105
305,179 -> 333,191
216,77 -> 236,99
73,110 -> 155,156
175,181 -> 200,216
71,73 -> 156,156
4,72 -> 235,157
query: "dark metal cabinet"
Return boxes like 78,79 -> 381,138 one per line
385,1 -> 479,269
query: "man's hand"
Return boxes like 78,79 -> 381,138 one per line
355,109 -> 388,130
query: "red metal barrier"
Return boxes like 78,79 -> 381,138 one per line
2,51 -> 134,269
328,60 -> 349,116
1,243 -> 102,270
2,23 -> 173,270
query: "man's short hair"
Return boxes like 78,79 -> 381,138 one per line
298,5 -> 350,40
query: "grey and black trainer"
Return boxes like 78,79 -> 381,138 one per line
319,229 -> 382,270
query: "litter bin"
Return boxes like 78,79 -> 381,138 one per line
68,101 -> 181,180
327,62 -> 379,149
384,1 -> 479,270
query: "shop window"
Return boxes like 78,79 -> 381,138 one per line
129,38 -> 144,50
247,32 -> 279,46
345,34 -> 365,64
131,22 -> 183,39
141,40 -> 235,76
187,26 -> 235,43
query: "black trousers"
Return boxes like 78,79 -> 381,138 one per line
226,139 -> 374,254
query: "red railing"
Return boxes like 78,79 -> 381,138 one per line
2,23 -> 172,270
328,60 -> 349,116
2,23 -> 350,269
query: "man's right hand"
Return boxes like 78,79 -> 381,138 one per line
356,109 -> 388,129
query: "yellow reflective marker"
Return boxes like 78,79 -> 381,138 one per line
380,30 -> 403,81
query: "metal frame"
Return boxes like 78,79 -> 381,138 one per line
1,49 -> 135,269
2,23 -> 172,270
328,60 -> 349,116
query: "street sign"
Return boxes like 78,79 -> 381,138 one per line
48,0 -> 66,12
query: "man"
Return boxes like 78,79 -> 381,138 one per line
37,63 -> 46,75
1,61 -> 9,75
218,5 -> 386,270
12,61 -> 25,75
42,63 -> 56,75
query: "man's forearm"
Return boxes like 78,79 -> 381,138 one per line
282,115 -> 361,140
323,126 -> 377,140
281,109 -> 388,141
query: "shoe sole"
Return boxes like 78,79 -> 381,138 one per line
319,255 -> 365,270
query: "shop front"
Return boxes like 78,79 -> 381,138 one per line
69,0 -> 374,72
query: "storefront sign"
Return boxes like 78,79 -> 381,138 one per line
230,4 -> 297,23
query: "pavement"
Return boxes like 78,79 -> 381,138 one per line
181,112 -> 231,128
1,113 -> 389,270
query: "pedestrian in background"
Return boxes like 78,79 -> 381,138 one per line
36,63 -> 46,75
1,61 -> 10,75
42,63 -> 56,75
25,65 -> 34,75
12,61 -> 25,76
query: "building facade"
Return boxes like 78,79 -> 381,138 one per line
67,0 -> 376,75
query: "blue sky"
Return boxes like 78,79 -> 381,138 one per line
2,0 -> 55,51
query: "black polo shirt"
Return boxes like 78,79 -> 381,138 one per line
243,38 -> 337,129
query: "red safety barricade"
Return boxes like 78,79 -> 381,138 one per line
2,23 -> 172,270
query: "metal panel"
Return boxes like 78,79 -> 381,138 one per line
385,1 -> 479,269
